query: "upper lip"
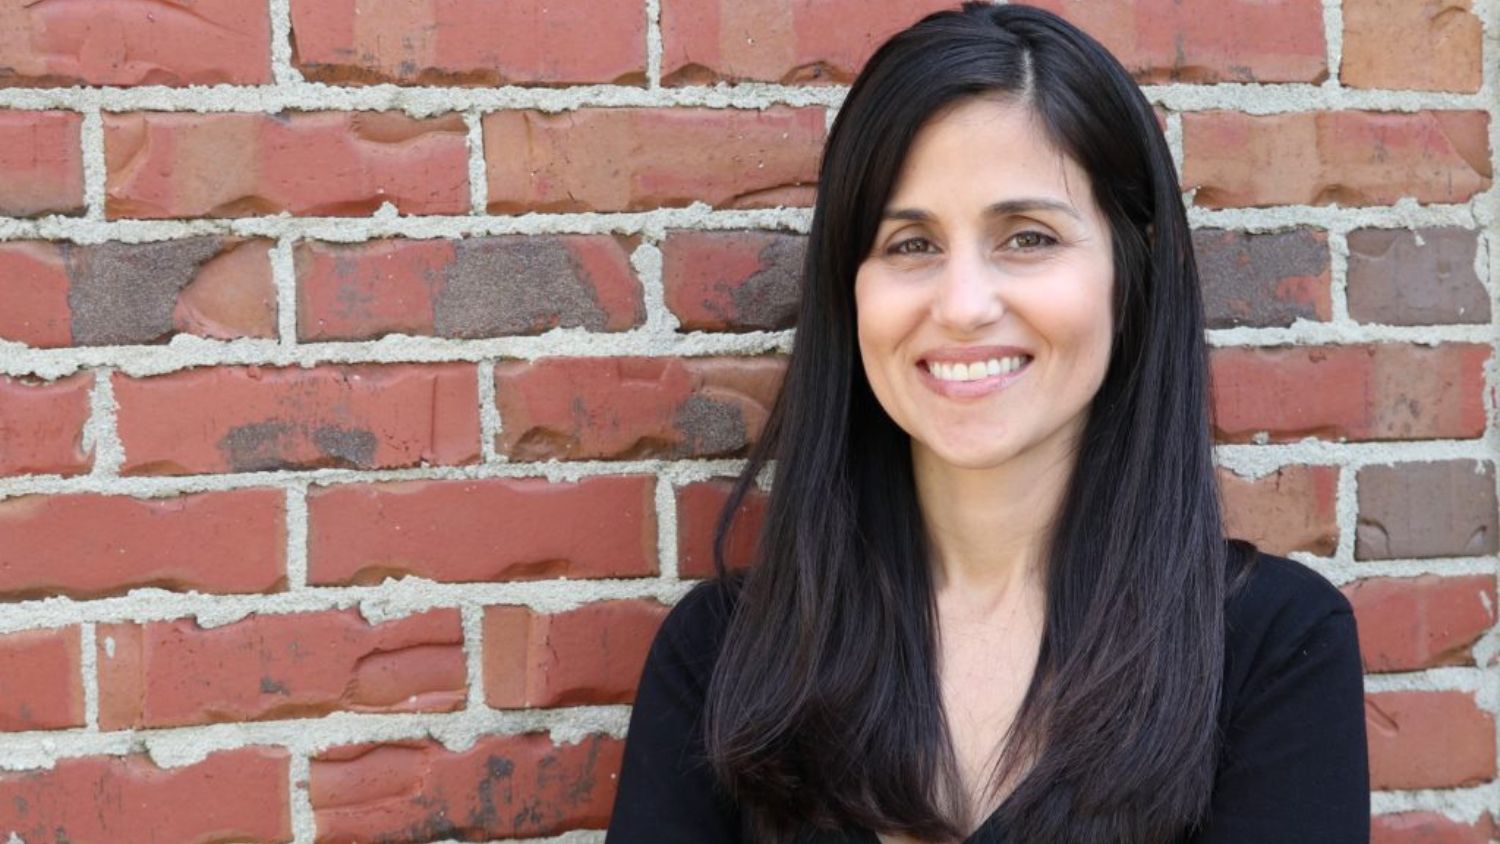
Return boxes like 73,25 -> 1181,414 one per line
919,345 -> 1033,366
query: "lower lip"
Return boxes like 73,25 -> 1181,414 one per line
917,359 -> 1032,399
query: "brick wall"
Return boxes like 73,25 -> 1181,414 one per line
0,0 -> 1495,841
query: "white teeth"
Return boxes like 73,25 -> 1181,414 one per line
928,356 -> 1030,382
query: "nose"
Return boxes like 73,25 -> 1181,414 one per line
930,244 -> 1004,332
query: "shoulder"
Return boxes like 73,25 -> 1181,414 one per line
644,575 -> 743,682
1221,549 -> 1359,711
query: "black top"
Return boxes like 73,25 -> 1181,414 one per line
606,552 -> 1370,843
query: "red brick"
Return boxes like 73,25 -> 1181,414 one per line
1357,461 -> 1498,560
1028,0 -> 1327,84
0,490 -> 285,599
0,627 -> 83,731
1373,811 -> 1497,844
1367,690 -> 1496,789
495,356 -> 784,460
0,238 -> 275,347
1209,344 -> 1489,443
104,111 -> 469,219
307,476 -> 657,586
0,0 -> 270,87
1193,228 -> 1332,328
0,110 -> 83,217
1342,0 -> 1482,93
97,608 -> 464,730
113,363 -> 480,475
312,734 -> 620,842
483,107 -> 824,213
676,477 -> 767,578
1217,465 -> 1338,556
290,0 -> 644,85
484,600 -> 669,708
0,749 -> 290,844
296,235 -> 644,341
1183,111 -> 1491,208
1342,575 -> 1496,672
1346,228 -> 1489,326
0,372 -> 92,477
660,0 -> 955,84
662,230 -> 804,331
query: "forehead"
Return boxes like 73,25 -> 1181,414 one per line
885,96 -> 1093,213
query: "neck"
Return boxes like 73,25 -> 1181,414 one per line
912,418 -> 1082,610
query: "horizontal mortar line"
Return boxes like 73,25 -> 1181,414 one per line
1213,439 -> 1497,469
1288,557 -> 1499,586
0,205 -> 816,242
1370,783 -> 1500,821
0,80 -> 1489,114
1185,203 -> 1485,230
1,320 -> 1493,380
0,704 -> 634,772
1363,666 -> 1494,693
0,329 -> 798,378
0,456 -> 756,499
1206,323 -> 1494,346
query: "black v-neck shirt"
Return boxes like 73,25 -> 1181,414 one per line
606,551 -> 1371,843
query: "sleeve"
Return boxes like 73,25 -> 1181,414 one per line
1188,609 -> 1371,843
606,585 -> 743,843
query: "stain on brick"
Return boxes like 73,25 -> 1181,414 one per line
219,420 -> 298,472
435,237 -> 609,336
63,238 -> 221,344
673,394 -> 749,457
1194,228 -> 1331,328
310,425 -> 378,467
729,236 -> 803,330
1347,228 -> 1489,325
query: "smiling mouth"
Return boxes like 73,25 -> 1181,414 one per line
919,354 -> 1033,382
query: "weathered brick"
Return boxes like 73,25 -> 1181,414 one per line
0,490 -> 285,599
676,478 -> 768,578
0,627 -> 83,731
483,107 -> 824,213
0,110 -> 83,217
660,0 -> 955,84
1217,465 -> 1338,556
1028,0 -> 1327,84
1373,811 -> 1497,844
1193,228 -> 1331,328
1346,228 -> 1489,326
495,356 -> 785,460
312,733 -> 621,842
0,372 -> 92,477
307,476 -> 657,586
1342,575 -> 1496,672
0,749 -> 290,844
296,235 -> 644,341
0,0 -> 270,87
290,0 -> 644,85
104,111 -> 469,219
0,238 -> 275,347
1356,460 -> 1498,560
662,230 -> 804,331
1183,111 -> 1491,207
1342,0 -> 1483,92
97,608 -> 464,730
1367,690 -> 1495,789
484,600 -> 669,708
1209,344 -> 1489,443
113,363 -> 480,475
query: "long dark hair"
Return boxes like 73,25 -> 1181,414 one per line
703,4 -> 1259,842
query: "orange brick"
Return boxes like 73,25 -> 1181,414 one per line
1367,690 -> 1496,789
0,372 -> 92,477
484,600 -> 669,707
1343,575 -> 1496,671
676,478 -> 768,578
1218,465 -> 1339,556
1342,0 -> 1482,92
0,110 -> 83,217
0,627 -> 83,731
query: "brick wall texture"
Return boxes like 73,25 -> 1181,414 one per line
0,0 -> 1496,841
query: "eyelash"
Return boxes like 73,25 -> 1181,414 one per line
886,230 -> 1058,256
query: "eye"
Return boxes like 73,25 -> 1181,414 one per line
1007,230 -> 1058,250
886,236 -> 936,256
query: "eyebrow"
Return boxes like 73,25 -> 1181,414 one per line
881,198 -> 1082,222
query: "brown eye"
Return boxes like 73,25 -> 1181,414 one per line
887,237 -> 935,256
1008,231 -> 1058,250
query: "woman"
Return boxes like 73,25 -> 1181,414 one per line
607,3 -> 1369,842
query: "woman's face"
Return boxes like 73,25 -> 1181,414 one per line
854,96 -> 1116,473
